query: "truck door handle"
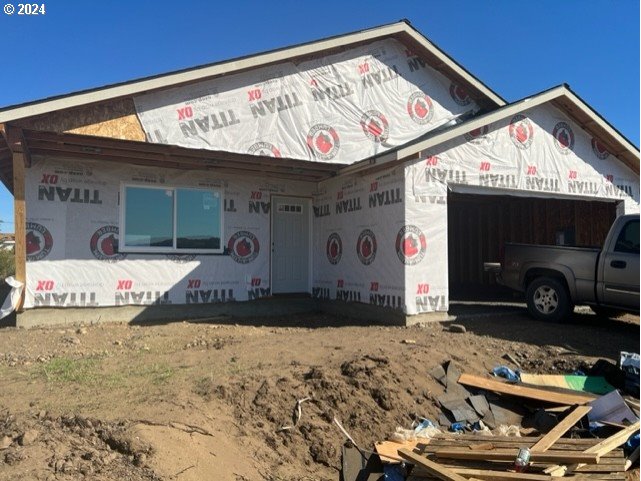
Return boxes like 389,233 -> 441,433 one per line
610,260 -> 627,269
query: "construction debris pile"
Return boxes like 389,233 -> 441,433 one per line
341,354 -> 640,481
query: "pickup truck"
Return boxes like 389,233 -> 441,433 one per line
491,214 -> 639,322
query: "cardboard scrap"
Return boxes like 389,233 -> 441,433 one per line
520,373 -> 615,395
588,390 -> 639,425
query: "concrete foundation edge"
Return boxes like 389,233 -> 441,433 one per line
15,299 -> 449,328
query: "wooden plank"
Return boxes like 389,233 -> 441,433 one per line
432,448 -> 598,464
397,448 -> 469,481
375,439 -> 425,463
431,434 -> 623,448
12,150 -> 26,311
423,458 -> 623,473
24,129 -> 339,171
28,149 -> 323,182
530,405 -> 592,452
424,440 -> 622,456
417,468 -> 555,480
549,421 -> 639,475
457,373 -> 596,405
583,422 -> 640,457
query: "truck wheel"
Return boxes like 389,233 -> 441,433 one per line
526,277 -> 573,322
590,306 -> 626,319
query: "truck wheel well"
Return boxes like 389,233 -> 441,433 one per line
524,269 -> 570,296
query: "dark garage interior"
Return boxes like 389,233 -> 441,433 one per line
447,192 -> 618,300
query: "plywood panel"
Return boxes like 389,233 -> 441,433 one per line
15,97 -> 145,141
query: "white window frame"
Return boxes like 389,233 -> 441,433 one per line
119,183 -> 224,254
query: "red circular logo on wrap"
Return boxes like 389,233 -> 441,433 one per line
509,114 -> 534,149
26,222 -> 53,262
248,141 -> 282,158
591,138 -> 609,160
326,233 -> 342,265
449,83 -> 471,106
360,110 -> 389,143
396,225 -> 426,265
552,122 -> 574,155
307,124 -> 340,160
407,92 -> 434,125
90,225 -> 127,262
228,231 -> 259,264
464,125 -> 489,143
356,229 -> 377,265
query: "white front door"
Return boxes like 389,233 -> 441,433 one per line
271,196 -> 311,294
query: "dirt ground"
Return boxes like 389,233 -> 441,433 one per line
0,307 -> 638,480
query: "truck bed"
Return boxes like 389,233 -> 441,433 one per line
502,243 -> 601,303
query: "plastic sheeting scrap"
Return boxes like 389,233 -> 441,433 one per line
383,464 -> 405,481
492,366 -> 520,383
0,277 -> 24,320
620,352 -> 640,397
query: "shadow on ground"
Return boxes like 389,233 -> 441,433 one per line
444,302 -> 639,361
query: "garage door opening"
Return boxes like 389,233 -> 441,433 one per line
447,192 -> 617,301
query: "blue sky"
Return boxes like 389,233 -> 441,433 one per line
0,0 -> 639,232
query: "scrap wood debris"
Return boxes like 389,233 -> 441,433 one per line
342,356 -> 640,481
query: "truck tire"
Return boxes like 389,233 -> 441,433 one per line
526,277 -> 573,322
590,306 -> 626,319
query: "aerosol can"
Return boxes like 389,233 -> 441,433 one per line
514,447 -> 531,472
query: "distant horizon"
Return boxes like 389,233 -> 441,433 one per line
0,1 -> 638,231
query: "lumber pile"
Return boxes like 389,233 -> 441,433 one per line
398,431 -> 631,480
367,369 -> 639,481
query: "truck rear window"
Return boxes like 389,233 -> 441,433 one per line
614,220 -> 640,254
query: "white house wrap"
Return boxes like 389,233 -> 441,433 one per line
134,39 -> 478,164
3,21 -> 637,324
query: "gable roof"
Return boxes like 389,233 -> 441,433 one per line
0,20 -> 505,124
341,84 -> 640,177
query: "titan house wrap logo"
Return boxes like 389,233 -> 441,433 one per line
90,225 -> 127,262
464,125 -> 489,143
395,225 -> 427,265
407,92 -> 434,125
360,110 -> 389,143
248,141 -> 282,158
552,122 -> 575,155
26,222 -> 53,262
307,123 -> 340,160
449,83 -> 471,106
326,233 -> 342,265
591,138 -> 610,160
509,114 -> 534,149
356,229 -> 377,265
228,231 -> 259,264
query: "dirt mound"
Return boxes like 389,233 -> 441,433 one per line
0,410 -> 157,480
197,352 -> 443,479
0,312 -> 637,478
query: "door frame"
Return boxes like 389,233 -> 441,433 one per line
269,195 -> 313,294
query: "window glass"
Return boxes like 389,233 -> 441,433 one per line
124,187 -> 173,247
614,220 -> 640,254
176,189 -> 221,249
